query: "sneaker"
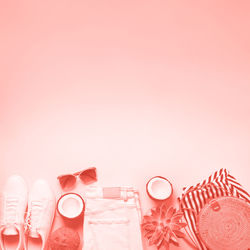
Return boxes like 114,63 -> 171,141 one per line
0,175 -> 28,250
24,179 -> 55,250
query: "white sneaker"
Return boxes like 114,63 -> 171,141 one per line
24,179 -> 55,250
0,175 -> 28,250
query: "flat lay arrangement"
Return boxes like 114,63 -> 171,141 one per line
0,168 -> 249,250
2,0 -> 250,250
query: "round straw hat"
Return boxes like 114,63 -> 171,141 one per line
197,196 -> 250,250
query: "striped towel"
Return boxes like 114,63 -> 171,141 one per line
178,168 -> 250,250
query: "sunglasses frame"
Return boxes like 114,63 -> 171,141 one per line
57,167 -> 97,189
71,167 -> 97,177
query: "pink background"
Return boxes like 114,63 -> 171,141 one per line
1,1 -> 250,249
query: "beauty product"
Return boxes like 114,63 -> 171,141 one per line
146,176 -> 173,200
57,193 -> 84,219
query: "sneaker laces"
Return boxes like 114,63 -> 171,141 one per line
4,197 -> 19,225
25,201 -> 44,232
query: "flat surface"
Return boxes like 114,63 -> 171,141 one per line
1,1 -> 250,249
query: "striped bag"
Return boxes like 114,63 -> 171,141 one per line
178,168 -> 250,250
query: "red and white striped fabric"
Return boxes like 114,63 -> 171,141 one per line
178,168 -> 250,250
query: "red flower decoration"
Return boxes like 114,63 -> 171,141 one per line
142,203 -> 186,249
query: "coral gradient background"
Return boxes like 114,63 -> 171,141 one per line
0,1 -> 250,249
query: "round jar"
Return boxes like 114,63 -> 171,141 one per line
57,193 -> 85,219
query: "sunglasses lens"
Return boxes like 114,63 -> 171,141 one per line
57,175 -> 76,189
79,167 -> 97,184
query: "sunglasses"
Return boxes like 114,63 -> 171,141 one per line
57,167 -> 97,190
